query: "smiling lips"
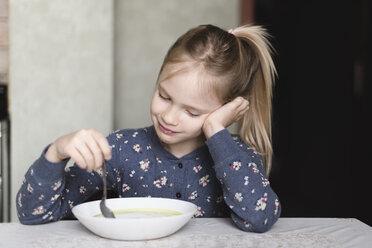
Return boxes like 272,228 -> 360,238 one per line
159,123 -> 178,135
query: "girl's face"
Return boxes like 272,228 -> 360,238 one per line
150,63 -> 222,156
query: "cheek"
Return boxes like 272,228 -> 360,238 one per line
150,96 -> 164,115
183,116 -> 207,131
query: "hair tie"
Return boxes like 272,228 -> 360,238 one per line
228,29 -> 235,35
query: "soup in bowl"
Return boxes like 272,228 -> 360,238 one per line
72,197 -> 197,240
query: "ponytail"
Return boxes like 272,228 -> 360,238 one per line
234,25 -> 277,175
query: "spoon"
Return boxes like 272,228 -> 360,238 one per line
100,160 -> 115,218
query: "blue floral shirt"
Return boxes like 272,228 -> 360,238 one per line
16,126 -> 281,232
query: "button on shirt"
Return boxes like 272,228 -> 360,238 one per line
16,126 -> 281,233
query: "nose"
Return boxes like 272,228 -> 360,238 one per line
161,106 -> 179,126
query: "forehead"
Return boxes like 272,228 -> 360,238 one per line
158,62 -> 222,111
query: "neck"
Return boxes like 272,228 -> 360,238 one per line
161,136 -> 205,158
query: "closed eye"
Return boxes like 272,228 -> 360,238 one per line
186,110 -> 200,117
158,92 -> 170,101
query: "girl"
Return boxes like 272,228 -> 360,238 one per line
17,24 -> 281,233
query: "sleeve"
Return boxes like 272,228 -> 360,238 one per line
16,133 -> 118,225
206,129 -> 281,233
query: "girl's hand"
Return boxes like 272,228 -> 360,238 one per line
203,97 -> 250,139
45,129 -> 112,172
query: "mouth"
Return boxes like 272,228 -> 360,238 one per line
158,123 -> 178,135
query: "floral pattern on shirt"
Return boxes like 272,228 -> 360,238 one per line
16,126 -> 281,233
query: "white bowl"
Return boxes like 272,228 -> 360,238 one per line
71,197 -> 197,240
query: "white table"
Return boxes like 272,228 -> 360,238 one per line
0,218 -> 371,248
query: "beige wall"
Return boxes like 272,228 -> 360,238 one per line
0,0 -> 9,83
114,0 -> 239,130
9,0 -> 114,221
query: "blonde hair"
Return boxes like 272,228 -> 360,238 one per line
158,24 -> 276,175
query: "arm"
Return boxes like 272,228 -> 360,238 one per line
203,97 -> 281,232
16,148 -> 103,224
16,129 -> 115,224
206,129 -> 281,232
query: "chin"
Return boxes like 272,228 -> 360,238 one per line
156,130 -> 181,144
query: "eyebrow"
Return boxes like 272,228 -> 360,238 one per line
158,85 -> 208,113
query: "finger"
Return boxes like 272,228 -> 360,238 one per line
243,98 -> 250,108
235,101 -> 250,120
233,96 -> 244,106
84,135 -> 103,171
240,100 -> 250,112
236,109 -> 248,121
231,97 -> 248,110
230,97 -> 247,113
224,97 -> 243,113
239,101 -> 250,114
68,148 -> 88,170
237,97 -> 249,107
93,132 -> 112,161
75,142 -> 95,172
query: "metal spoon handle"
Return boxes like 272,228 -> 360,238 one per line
102,161 -> 108,199
100,161 -> 115,218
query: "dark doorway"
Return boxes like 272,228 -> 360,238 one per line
244,0 -> 372,226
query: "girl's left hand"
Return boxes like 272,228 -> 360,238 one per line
203,96 -> 249,139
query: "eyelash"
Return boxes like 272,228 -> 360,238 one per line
158,92 -> 170,101
187,111 -> 200,117
159,91 -> 200,117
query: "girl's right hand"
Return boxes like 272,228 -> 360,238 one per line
45,129 -> 112,172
